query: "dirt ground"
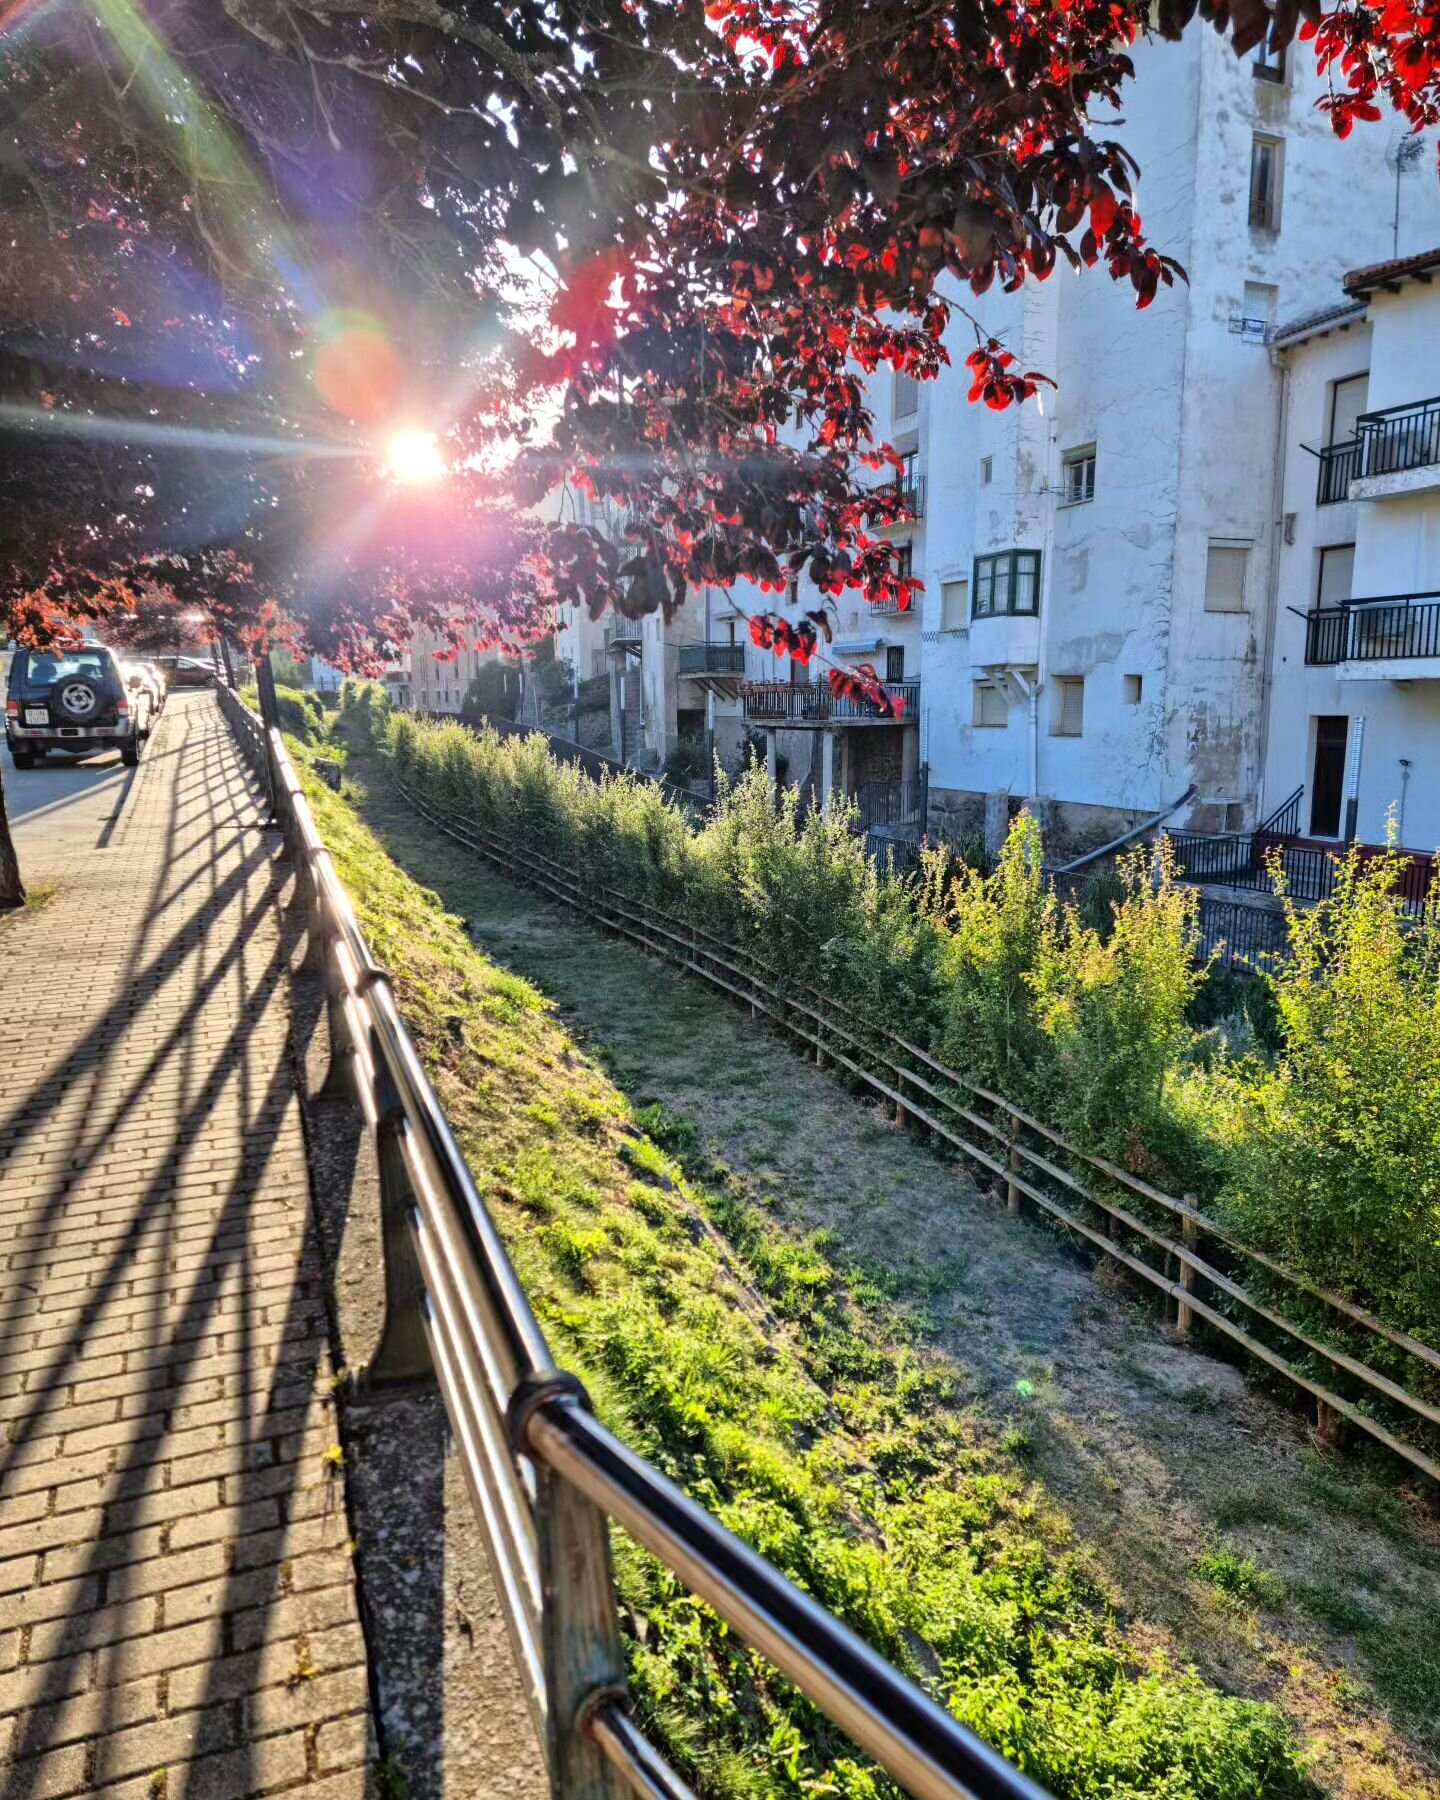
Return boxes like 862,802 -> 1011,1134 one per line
353,770 -> 1440,1800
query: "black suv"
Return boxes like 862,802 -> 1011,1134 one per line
5,644 -> 153,769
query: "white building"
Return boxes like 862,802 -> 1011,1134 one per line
557,37 -> 1440,850
1262,249 -> 1440,855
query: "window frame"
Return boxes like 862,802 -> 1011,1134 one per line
1252,32 -> 1287,82
972,680 -> 1008,729
1061,445 -> 1097,506
939,578 -> 970,632
1204,541 -> 1252,614
893,369 -> 919,419
1317,542 -> 1356,609
972,549 -> 1041,619
979,455 -> 993,486
1248,134 -> 1284,231
1052,675 -> 1085,739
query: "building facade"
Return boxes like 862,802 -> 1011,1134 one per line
547,37 -> 1440,851
1262,251 -> 1440,854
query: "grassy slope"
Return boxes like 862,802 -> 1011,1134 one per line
294,725 -> 1433,1800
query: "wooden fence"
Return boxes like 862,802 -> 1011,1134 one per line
386,767 -> 1440,1486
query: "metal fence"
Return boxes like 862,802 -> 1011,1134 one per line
374,743 -> 1440,1488
1304,593 -> 1440,666
216,683 -> 1053,1800
1315,439 -> 1361,504
1316,396 -> 1440,502
677,642 -> 746,677
742,680 -> 920,725
1357,393 -> 1440,479
1167,826 -> 1435,915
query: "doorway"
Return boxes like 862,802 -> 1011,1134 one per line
1309,715 -> 1349,837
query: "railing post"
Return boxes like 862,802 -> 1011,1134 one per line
1006,1111 -> 1021,1216
1176,1204 -> 1197,1340
513,1383 -> 632,1800
358,1076 -> 434,1390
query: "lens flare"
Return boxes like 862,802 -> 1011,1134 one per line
314,315 -> 402,423
385,429 -> 446,485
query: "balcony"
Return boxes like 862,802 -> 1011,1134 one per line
677,642 -> 747,678
1316,396 -> 1440,503
741,680 -> 920,726
604,616 -> 642,653
1315,440 -> 1361,505
1304,593 -> 1440,677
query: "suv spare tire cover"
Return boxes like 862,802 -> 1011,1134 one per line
54,676 -> 102,721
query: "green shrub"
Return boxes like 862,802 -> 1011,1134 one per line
1198,842 -> 1440,1335
373,709 -> 1440,1344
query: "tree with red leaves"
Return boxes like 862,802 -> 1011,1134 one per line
2,0 -> 1438,903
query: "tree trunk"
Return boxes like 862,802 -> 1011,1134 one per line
218,633 -> 237,689
256,651 -> 280,727
0,763 -> 24,910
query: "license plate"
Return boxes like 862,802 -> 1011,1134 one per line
23,708 -> 48,726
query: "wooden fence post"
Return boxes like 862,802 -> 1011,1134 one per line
1176,1201 -> 1197,1340
1006,1113 -> 1021,1215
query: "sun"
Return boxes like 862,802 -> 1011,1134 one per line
385,428 -> 447,485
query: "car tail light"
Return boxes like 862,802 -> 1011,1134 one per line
116,695 -> 130,715
4,701 -> 16,718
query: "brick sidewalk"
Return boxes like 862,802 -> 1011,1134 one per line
0,695 -> 372,1800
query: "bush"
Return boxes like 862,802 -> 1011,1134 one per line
371,710 -> 1440,1340
1197,843 -> 1440,1335
661,736 -> 709,789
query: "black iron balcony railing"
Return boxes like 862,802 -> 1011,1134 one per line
1357,393 -> 1440,479
1168,823 -> 1436,915
605,616 -> 642,649
897,471 -> 926,519
834,678 -> 920,721
216,682 -> 1048,1800
1304,592 -> 1440,665
1316,396 -> 1440,502
853,771 -> 927,833
677,642 -> 747,677
1316,439 -> 1361,504
742,680 -> 920,724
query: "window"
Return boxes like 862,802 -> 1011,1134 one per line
1232,281 -> 1277,342
786,576 -> 799,607
1052,676 -> 1085,738
1061,445 -> 1096,505
893,369 -> 919,418
979,455 -> 993,486
1123,672 -> 1143,705
973,681 -> 1008,728
894,543 -> 913,581
972,549 -> 1041,618
1204,542 -> 1250,613
1317,543 -> 1355,608
885,646 -> 905,683
1328,373 -> 1368,447
1249,135 -> 1283,230
940,579 -> 970,630
1253,31 -> 1286,82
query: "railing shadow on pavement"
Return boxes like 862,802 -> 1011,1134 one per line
216,682 -> 1055,1800
0,701 -> 362,1800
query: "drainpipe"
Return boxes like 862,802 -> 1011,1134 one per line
1342,713 -> 1366,841
1255,347 -> 1292,827
1397,756 -> 1411,845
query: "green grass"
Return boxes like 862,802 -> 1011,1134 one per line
291,727 -> 1314,1800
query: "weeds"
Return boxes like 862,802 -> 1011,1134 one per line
355,686 -> 1440,1347
296,724 -> 1314,1800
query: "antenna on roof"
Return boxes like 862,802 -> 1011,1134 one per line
1385,132 -> 1427,258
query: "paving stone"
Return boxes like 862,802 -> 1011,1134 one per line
0,697 -> 371,1800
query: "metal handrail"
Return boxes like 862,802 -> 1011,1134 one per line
215,683 -> 1052,1800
